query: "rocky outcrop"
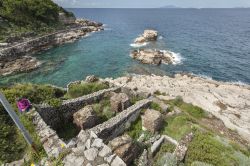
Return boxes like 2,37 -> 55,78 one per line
73,105 -> 99,129
110,93 -> 130,112
142,109 -> 164,133
76,19 -> 103,27
105,74 -> 250,143
85,75 -> 99,83
109,134 -> 142,164
130,49 -> 176,65
134,30 -> 158,44
0,19 -> 104,75
0,56 -> 41,76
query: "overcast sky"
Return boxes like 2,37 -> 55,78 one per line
53,0 -> 250,8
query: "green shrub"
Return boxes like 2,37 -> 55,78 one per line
191,161 -> 213,166
185,131 -> 238,166
66,82 -> 109,99
154,143 -> 176,165
155,153 -> 177,166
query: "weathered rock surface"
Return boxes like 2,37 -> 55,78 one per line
0,56 -> 41,76
142,109 -> 164,133
174,132 -> 194,161
86,75 -> 99,83
130,49 -> 176,65
110,93 -> 130,112
105,74 -> 250,143
73,105 -> 98,129
134,30 -> 158,43
109,134 -> 141,164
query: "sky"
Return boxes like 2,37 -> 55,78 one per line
53,0 -> 250,8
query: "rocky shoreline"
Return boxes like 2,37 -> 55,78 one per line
105,74 -> 250,143
0,19 -> 104,76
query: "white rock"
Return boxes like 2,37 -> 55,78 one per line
91,138 -> 103,148
104,154 -> 116,163
111,156 -> 126,166
84,148 -> 98,161
99,145 -> 112,157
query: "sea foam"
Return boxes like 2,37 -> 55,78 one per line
130,42 -> 148,48
160,50 -> 183,65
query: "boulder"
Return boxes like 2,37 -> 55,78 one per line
142,109 -> 164,133
134,30 -> 158,43
110,93 -> 130,112
109,134 -> 141,165
85,75 -> 99,83
130,49 -> 175,65
73,105 -> 98,129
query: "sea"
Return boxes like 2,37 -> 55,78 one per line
1,8 -> 250,87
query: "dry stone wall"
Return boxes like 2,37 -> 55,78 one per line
89,99 -> 152,142
37,87 -> 120,130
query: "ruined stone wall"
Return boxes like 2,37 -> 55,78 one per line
89,99 -> 152,142
37,87 -> 120,130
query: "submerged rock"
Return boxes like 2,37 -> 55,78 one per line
130,49 -> 176,65
134,30 -> 158,43
0,56 -> 41,76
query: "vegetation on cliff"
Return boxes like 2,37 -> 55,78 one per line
0,0 -> 74,42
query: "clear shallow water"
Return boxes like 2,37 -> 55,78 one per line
1,8 -> 250,87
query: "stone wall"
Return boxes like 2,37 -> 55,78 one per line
31,111 -> 65,157
37,87 -> 120,130
89,99 -> 152,142
63,131 -> 126,166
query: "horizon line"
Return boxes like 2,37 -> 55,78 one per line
65,7 -> 250,9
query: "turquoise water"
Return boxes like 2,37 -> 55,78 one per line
1,8 -> 250,87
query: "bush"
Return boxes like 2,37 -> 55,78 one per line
185,131 -> 238,166
66,82 -> 109,99
150,102 -> 163,113
127,117 -> 143,140
155,153 -> 177,166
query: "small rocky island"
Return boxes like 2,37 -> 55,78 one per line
134,30 -> 158,44
130,49 -> 176,65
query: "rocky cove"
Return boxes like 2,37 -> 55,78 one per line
0,19 -> 104,76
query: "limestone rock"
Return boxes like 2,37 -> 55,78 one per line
130,49 -> 176,65
110,93 -> 130,112
84,148 -> 98,161
142,109 -> 164,133
174,132 -> 194,161
99,145 -> 112,157
85,75 -> 99,83
73,105 -> 98,129
111,156 -> 127,166
109,134 -> 141,164
134,30 -> 158,43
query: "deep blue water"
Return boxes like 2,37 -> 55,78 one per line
1,8 -> 250,87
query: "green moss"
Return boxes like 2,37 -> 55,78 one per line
65,82 -> 109,99
185,131 -> 239,166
